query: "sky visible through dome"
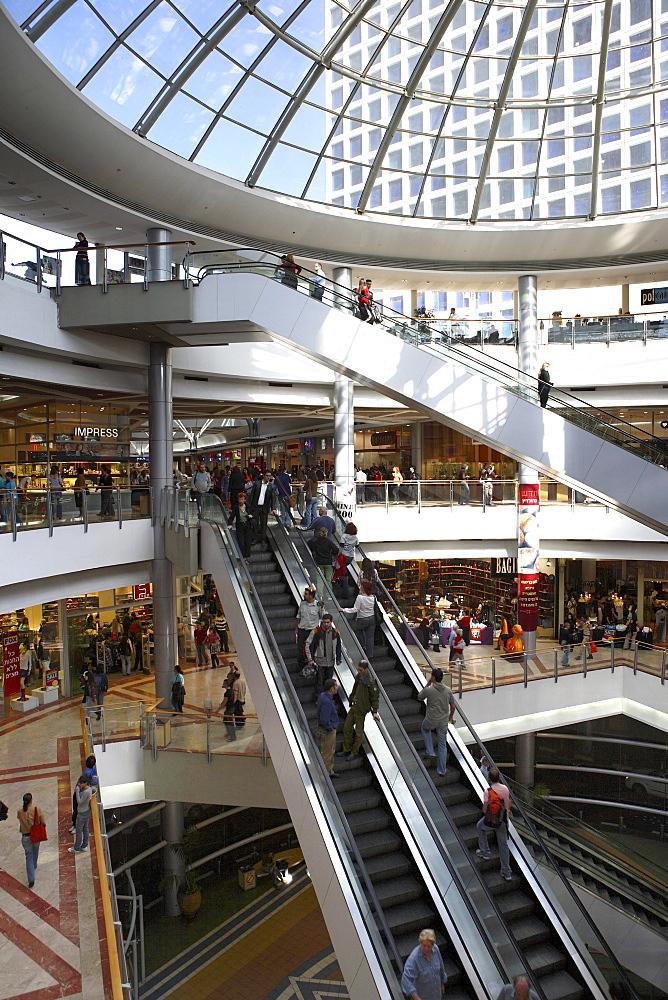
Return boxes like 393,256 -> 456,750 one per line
6,0 -> 668,223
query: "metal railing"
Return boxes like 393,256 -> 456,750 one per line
0,487 -> 151,540
193,253 -> 667,469
80,707 -> 133,1000
0,228 -> 194,293
140,707 -> 269,763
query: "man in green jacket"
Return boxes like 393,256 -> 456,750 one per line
337,660 -> 380,759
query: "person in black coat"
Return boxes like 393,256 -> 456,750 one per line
227,466 -> 246,508
248,471 -> 279,539
538,363 -> 553,408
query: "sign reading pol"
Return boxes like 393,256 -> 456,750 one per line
641,286 -> 668,306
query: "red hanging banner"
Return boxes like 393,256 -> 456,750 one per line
518,483 -> 540,631
3,631 -> 21,697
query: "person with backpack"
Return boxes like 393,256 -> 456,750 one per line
476,767 -> 513,881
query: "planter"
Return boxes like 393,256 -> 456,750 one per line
178,889 -> 201,919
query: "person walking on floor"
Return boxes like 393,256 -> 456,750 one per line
295,587 -> 323,673
305,614 -> 342,695
316,678 -> 340,779
476,766 -> 513,881
450,627 -> 466,668
92,664 -> 108,720
401,928 -> 447,1000
337,579 -> 379,659
194,622 -> 209,667
69,775 -> 94,854
17,793 -> 46,888
118,634 -> 132,675
81,669 -> 97,717
171,666 -> 185,712
418,668 -> 455,776
336,659 -> 380,759
538,362 -> 553,408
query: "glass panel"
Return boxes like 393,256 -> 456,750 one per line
260,143 -> 320,196
181,49 -> 244,109
125,3 -> 200,78
147,91 -> 215,158
225,76 -> 290,132
82,46 -> 164,128
37,2 -> 115,84
194,117 -> 266,179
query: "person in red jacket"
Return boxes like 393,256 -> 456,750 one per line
194,623 -> 209,666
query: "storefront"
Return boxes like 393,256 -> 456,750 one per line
423,424 -> 515,481
0,398 -> 133,487
560,558 -> 668,631
354,426 -> 411,472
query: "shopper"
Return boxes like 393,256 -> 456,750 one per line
496,974 -> 540,1000
231,670 -> 247,728
307,506 -> 335,539
194,621 -> 209,666
117,635 -> 131,675
279,253 -> 301,289
219,678 -> 236,741
248,470 -> 279,539
92,664 -> 108,720
354,466 -> 367,505
47,464 -> 65,520
391,465 -> 404,502
337,521 -> 359,601
315,678 -> 340,778
311,261 -> 326,300
17,792 -> 46,888
206,625 -> 221,668
71,755 -> 98,832
98,465 -> 114,518
418,668 -> 455,776
68,775 -> 94,854
538,362 -> 553,408
274,465 -> 293,527
458,463 -> 471,504
73,467 -> 88,518
171,666 -> 185,712
336,659 -> 380,759
73,232 -> 91,285
401,928 -> 447,1000
303,469 -> 319,527
228,491 -> 253,562
81,669 -> 96,717
295,587 -> 323,672
305,614 -> 342,695
308,527 -> 339,600
191,463 -> 212,517
476,766 -> 513,881
337,579 -> 378,658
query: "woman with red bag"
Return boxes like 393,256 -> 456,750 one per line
17,792 -> 46,888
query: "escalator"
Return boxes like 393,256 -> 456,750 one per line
182,267 -> 667,535
198,501 -> 514,1000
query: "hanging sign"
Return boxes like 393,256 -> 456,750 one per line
492,557 -> 517,578
370,431 -> 397,447
133,583 -> 152,602
518,483 -> 540,631
3,631 -> 21,697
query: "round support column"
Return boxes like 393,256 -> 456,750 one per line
161,801 -> 184,917
517,275 -> 540,656
334,372 -> 355,520
146,227 -> 172,283
515,732 -> 536,791
332,266 -> 352,312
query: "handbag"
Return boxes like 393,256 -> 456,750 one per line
30,807 -> 47,843
373,598 -> 383,624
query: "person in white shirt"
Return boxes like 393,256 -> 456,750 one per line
354,467 -> 367,504
192,463 -> 212,516
338,580 -> 378,658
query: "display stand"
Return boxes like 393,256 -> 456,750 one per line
34,686 -> 59,706
11,695 -> 39,712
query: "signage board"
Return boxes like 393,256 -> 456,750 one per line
133,583 -> 152,602
641,286 -> 668,306
371,431 -> 397,448
518,482 -> 540,631
45,667 -> 59,687
491,557 -> 517,578
3,631 -> 21,697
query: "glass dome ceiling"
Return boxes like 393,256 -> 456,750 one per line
7,0 -> 668,223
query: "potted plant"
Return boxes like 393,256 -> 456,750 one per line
160,826 -> 202,919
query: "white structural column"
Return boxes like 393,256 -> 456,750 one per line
334,372 -> 356,521
517,275 -> 540,656
411,422 -> 423,477
146,226 -> 171,282
332,265 -> 352,311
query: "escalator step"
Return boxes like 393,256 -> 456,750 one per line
363,852 -> 414,881
355,829 -> 403,858
375,670 -> 406,687
380,900 -> 436,934
509,916 -> 550,947
448,802 -> 481,826
525,943 -> 567,976
374,876 -> 424,907
333,772 -> 373,793
390,697 -> 421,714
338,788 -> 383,813
537,970 -> 584,1000
496,890 -> 536,920
347,807 -> 392,836
439,784 -> 474,807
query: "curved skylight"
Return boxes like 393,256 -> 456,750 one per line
8,0 -> 668,222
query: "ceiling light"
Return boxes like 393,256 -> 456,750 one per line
115,227 -> 123,231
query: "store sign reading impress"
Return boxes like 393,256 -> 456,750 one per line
74,427 -> 119,438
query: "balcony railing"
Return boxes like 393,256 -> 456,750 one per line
0,487 -> 151,540
140,708 -> 269,763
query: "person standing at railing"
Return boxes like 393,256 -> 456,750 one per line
1,470 -> 22,527
457,463 -> 471,505
171,666 -> 185,712
231,670 -> 247,729
405,465 -> 419,505
655,606 -> 667,645
68,775 -> 94,854
47,464 -> 65,520
391,465 -> 404,502
311,261 -> 326,300
538,362 -> 553,408
73,467 -> 88,519
278,253 -> 301,289
73,232 -> 91,286
354,466 -> 367,505
98,464 -> 114,518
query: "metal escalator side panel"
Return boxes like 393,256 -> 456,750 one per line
199,521 -> 401,1000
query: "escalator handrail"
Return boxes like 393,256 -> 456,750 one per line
195,254 -> 666,467
505,776 -> 668,906
272,518 -> 549,999
196,495 -> 405,982
319,495 -> 642,999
